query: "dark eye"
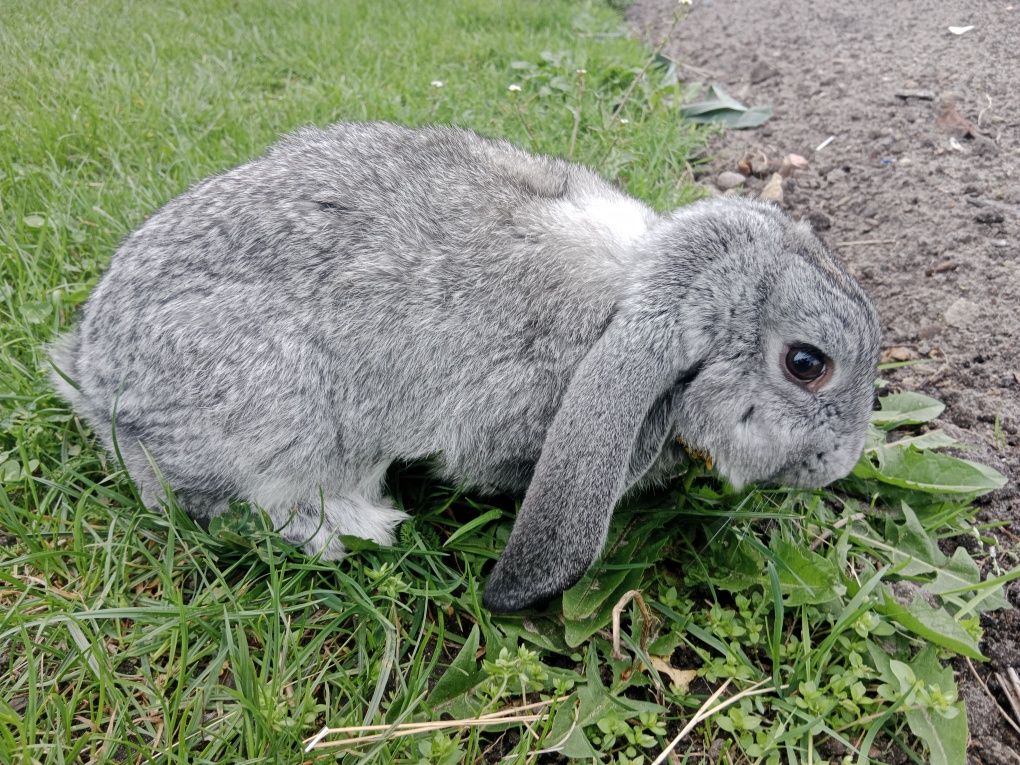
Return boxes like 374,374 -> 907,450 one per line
785,344 -> 827,383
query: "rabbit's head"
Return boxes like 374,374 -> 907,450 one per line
638,197 -> 881,489
488,196 -> 881,613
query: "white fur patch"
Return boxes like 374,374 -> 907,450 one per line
563,196 -> 652,247
301,497 -> 408,560
247,461 -> 407,560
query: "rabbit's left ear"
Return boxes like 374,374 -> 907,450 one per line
483,316 -> 687,613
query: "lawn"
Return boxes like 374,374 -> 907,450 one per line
0,1 -> 1012,763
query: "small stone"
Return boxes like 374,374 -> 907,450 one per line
760,172 -> 784,203
926,259 -> 959,275
716,171 -> 746,190
944,298 -> 981,328
750,59 -> 779,84
780,153 -> 809,176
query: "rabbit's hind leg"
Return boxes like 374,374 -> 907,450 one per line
248,463 -> 407,561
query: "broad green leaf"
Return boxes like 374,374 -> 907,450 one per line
854,446 -> 1006,496
562,533 -> 645,619
904,647 -> 968,765
337,534 -> 384,553
546,707 -> 601,760
494,614 -> 571,655
723,105 -> 773,129
20,301 -> 52,324
680,83 -> 747,115
888,659 -> 916,692
894,505 -> 1007,610
562,514 -> 668,646
682,105 -> 772,129
563,562 -> 649,647
692,530 -> 767,593
848,514 -> 1008,615
888,502 -> 943,576
879,429 -> 957,452
0,460 -> 24,483
770,536 -> 845,606
928,548 -> 980,595
871,392 -> 944,429
679,83 -> 772,128
443,509 -> 503,547
208,504 -> 273,548
876,590 -> 985,659
427,625 -> 482,707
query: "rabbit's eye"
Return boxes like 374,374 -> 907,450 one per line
784,344 -> 829,388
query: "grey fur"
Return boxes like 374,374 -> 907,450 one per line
49,122 -> 880,612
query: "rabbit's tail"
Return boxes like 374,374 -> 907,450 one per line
48,327 -> 83,407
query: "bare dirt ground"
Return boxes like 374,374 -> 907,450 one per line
630,0 -> 1019,760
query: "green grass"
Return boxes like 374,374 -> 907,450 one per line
0,1 -> 1014,763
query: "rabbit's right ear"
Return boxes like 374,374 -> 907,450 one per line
483,315 -> 689,613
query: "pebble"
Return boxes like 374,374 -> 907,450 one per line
760,172 -> 784,203
750,60 -> 779,84
716,171 -> 746,190
944,298 -> 981,328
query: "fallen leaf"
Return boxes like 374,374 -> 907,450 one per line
936,97 -> 979,139
881,346 -> 918,363
649,657 -> 697,693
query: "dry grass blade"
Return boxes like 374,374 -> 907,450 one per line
650,679 -> 776,765
996,666 -> 1020,732
810,512 -> 867,551
834,238 -> 898,247
611,589 -> 655,660
965,659 -> 1020,738
303,696 -> 569,753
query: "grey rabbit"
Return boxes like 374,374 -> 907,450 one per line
50,122 -> 880,612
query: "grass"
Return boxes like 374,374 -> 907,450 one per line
0,1 -> 1014,763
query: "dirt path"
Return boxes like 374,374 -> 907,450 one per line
629,1 -> 1019,760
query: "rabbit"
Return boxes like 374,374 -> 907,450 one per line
50,121 -> 881,613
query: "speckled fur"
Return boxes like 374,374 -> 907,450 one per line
50,122 -> 880,612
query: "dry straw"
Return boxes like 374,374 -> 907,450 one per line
303,696 -> 568,753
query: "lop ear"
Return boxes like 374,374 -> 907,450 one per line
483,316 -> 686,613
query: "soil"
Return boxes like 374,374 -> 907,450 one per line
628,0 -> 1020,760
